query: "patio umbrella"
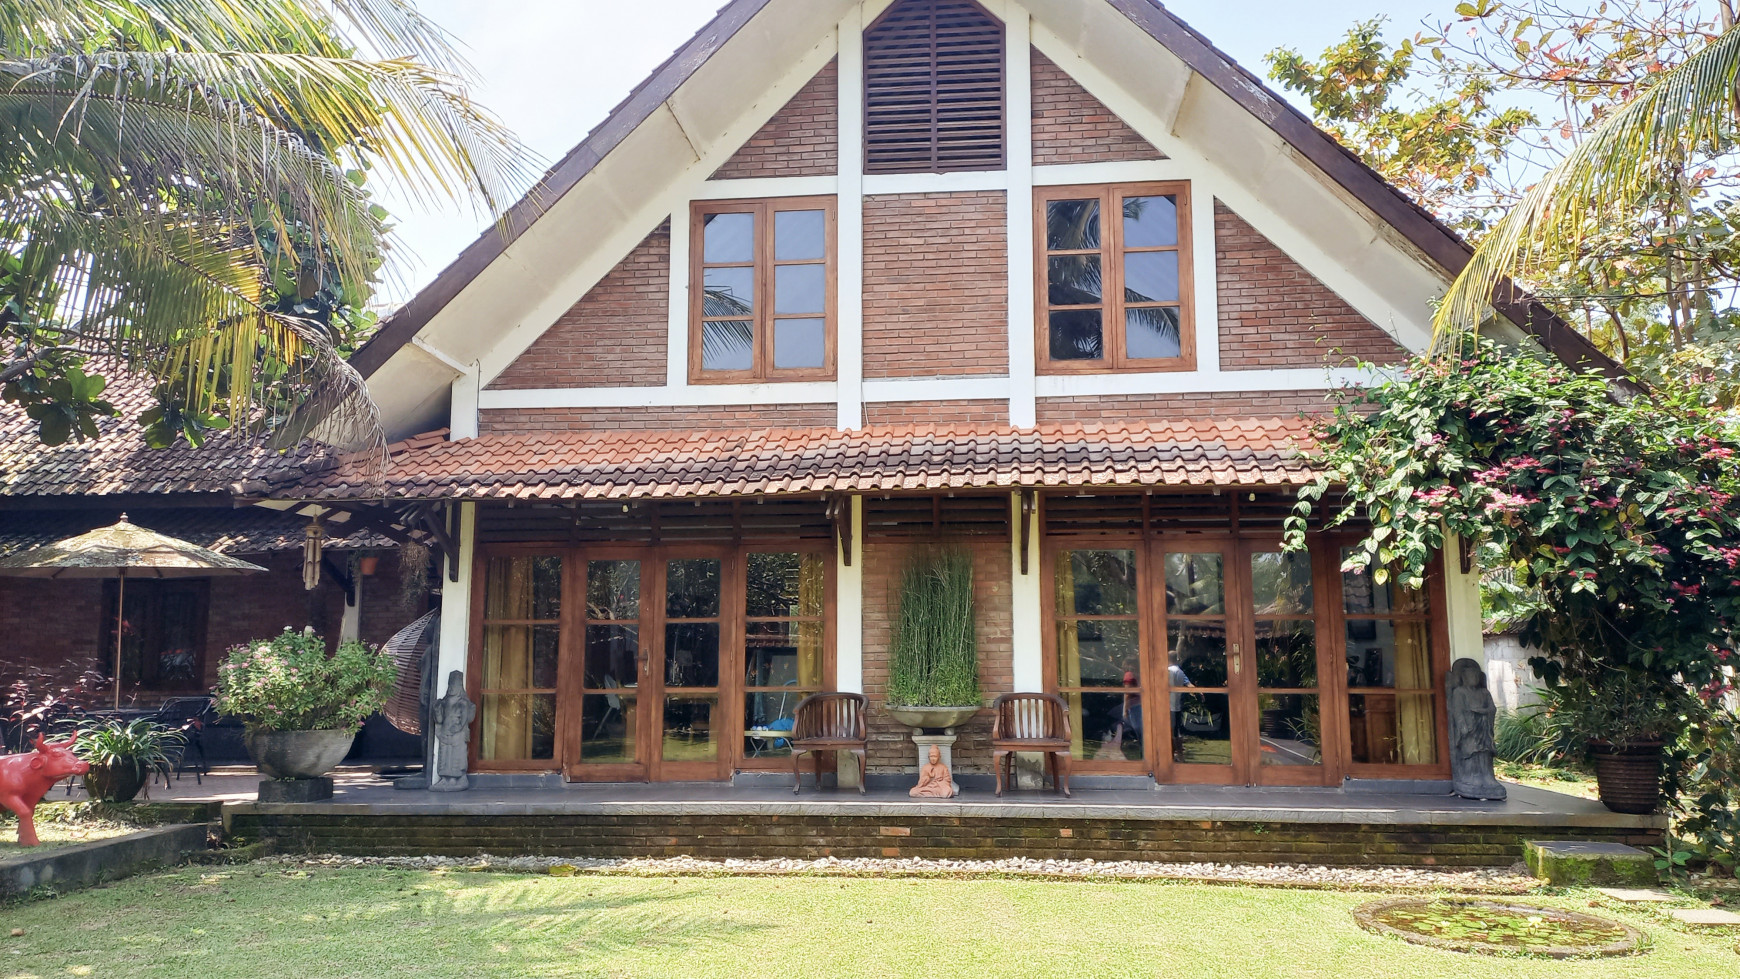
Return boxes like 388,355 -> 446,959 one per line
0,514 -> 267,708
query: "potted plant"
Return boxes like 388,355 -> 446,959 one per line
74,719 -> 184,802
885,548 -> 980,731
1552,670 -> 1688,815
216,628 -> 397,780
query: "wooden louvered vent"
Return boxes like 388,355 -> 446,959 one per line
864,0 -> 1005,174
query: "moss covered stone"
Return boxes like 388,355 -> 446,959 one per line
1524,840 -> 1657,886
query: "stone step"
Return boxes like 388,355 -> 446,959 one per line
1524,840 -> 1657,886
1594,887 -> 1677,903
1668,908 -> 1740,927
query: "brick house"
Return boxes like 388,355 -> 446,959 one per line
273,0 -> 1613,789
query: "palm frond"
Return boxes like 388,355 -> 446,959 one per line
1433,25 -> 1740,351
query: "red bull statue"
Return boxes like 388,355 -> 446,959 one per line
1,735 -> 89,847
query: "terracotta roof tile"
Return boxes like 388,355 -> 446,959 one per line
280,419 -> 1320,501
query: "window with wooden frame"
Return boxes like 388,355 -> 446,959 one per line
1035,182 -> 1195,373
1340,547 -> 1440,769
475,554 -> 563,764
863,0 -> 1006,174
690,198 -> 836,383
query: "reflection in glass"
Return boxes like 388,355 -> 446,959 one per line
1258,693 -> 1321,766
1123,195 -> 1178,247
1124,251 -> 1179,304
663,623 -> 720,688
664,559 -> 721,617
1173,692 -> 1231,765
1169,622 -> 1227,687
1344,619 -> 1432,688
702,211 -> 754,263
1341,549 -> 1426,614
1060,550 -> 1138,615
662,696 -> 718,761
701,321 -> 754,371
1049,309 -> 1103,360
584,624 -> 639,690
775,264 -> 825,315
1349,692 -> 1437,764
587,560 -> 640,619
773,319 -> 826,369
1048,255 -> 1102,305
481,625 -> 559,690
580,693 -> 636,763
745,621 -> 824,688
1065,690 -> 1144,761
744,694 -> 800,758
774,210 -> 825,260
1251,551 -> 1313,615
1058,619 -> 1139,688
703,266 -> 755,313
480,693 -> 555,760
1046,199 -> 1100,250
745,552 -> 826,617
1254,619 -> 1316,689
1126,307 -> 1182,359
1164,552 -> 1224,615
484,556 -> 561,620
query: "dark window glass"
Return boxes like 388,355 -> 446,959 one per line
664,559 -> 721,618
1048,255 -> 1102,305
663,623 -> 721,687
1046,199 -> 1100,250
583,625 -> 639,690
1064,550 -> 1138,615
1164,553 -> 1224,616
1049,309 -> 1103,361
586,560 -> 640,620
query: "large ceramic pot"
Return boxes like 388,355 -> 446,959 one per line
885,705 -> 981,732
1589,740 -> 1664,815
83,760 -> 148,802
245,729 -> 356,780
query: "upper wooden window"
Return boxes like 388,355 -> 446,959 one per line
690,197 -> 836,383
864,0 -> 1005,174
1035,182 -> 1196,374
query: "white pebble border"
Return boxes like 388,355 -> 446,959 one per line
256,853 -> 1539,893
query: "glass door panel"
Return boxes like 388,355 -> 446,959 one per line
478,555 -> 562,765
653,556 -> 726,779
742,551 -> 827,763
1053,549 -> 1145,766
1159,547 -> 1241,780
1249,548 -> 1324,780
574,558 -> 644,775
1343,550 -> 1438,768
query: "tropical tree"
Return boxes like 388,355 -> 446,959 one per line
0,0 -> 535,449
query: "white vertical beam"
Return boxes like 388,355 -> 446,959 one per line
1010,492 -> 1043,691
836,17 -> 865,430
667,209 -> 691,385
1191,182 -> 1222,374
432,502 -> 476,776
1443,530 -> 1485,668
836,495 -> 865,693
449,365 -> 481,440
1005,9 -> 1037,429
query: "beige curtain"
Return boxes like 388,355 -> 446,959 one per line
1391,620 -> 1436,765
1055,554 -> 1084,757
482,557 -> 534,760
796,554 -> 826,686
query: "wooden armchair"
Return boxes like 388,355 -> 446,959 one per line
991,692 -> 1072,797
790,692 -> 867,795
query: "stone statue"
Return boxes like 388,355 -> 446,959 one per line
909,744 -> 957,798
430,671 -> 476,793
1447,657 -> 1507,801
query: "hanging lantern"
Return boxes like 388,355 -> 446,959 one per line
302,517 -> 325,591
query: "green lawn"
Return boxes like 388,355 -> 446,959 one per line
1498,760 -> 1601,800
0,819 -> 137,855
4,868 -> 1738,978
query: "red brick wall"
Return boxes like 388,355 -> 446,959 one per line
1031,49 -> 1164,166
862,399 -> 1008,427
487,221 -> 670,391
711,59 -> 838,180
479,404 -> 837,435
860,539 -> 1013,775
358,550 -> 435,648
1215,202 -> 1410,370
0,552 -> 350,707
863,192 -> 1008,378
1035,390 -> 1338,426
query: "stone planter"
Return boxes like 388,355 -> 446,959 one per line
885,705 -> 981,733
82,760 -> 148,803
245,729 -> 356,780
1589,740 -> 1664,815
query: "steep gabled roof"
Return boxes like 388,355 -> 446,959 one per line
352,0 -> 1617,386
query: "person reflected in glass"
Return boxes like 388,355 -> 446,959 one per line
1109,670 -> 1143,759
1168,653 -> 1192,760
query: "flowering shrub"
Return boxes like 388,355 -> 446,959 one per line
1288,338 -> 1740,746
215,628 -> 397,733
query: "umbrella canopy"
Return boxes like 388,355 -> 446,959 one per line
0,515 -> 267,707
0,514 -> 267,578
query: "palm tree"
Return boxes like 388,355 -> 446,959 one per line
1433,12 -> 1740,355
0,0 -> 535,449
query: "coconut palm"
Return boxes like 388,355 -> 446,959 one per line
1433,16 -> 1740,354
0,0 -> 535,450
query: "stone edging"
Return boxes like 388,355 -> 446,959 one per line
1353,897 -> 1646,959
1,824 -> 210,900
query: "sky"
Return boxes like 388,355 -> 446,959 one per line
375,0 -> 1449,306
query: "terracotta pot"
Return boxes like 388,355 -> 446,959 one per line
1589,740 -> 1665,815
245,729 -> 356,780
358,556 -> 380,576
83,760 -> 148,802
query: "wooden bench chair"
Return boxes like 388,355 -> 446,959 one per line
790,692 -> 867,795
991,692 -> 1072,797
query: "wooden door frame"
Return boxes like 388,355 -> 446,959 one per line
563,545 -> 656,782
1238,535 -> 1340,787
642,546 -> 736,782
1146,535 -> 1250,785
466,544 -> 573,774
1039,539 -> 1152,776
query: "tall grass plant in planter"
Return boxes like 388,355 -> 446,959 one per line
886,549 -> 979,727
216,628 -> 396,780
